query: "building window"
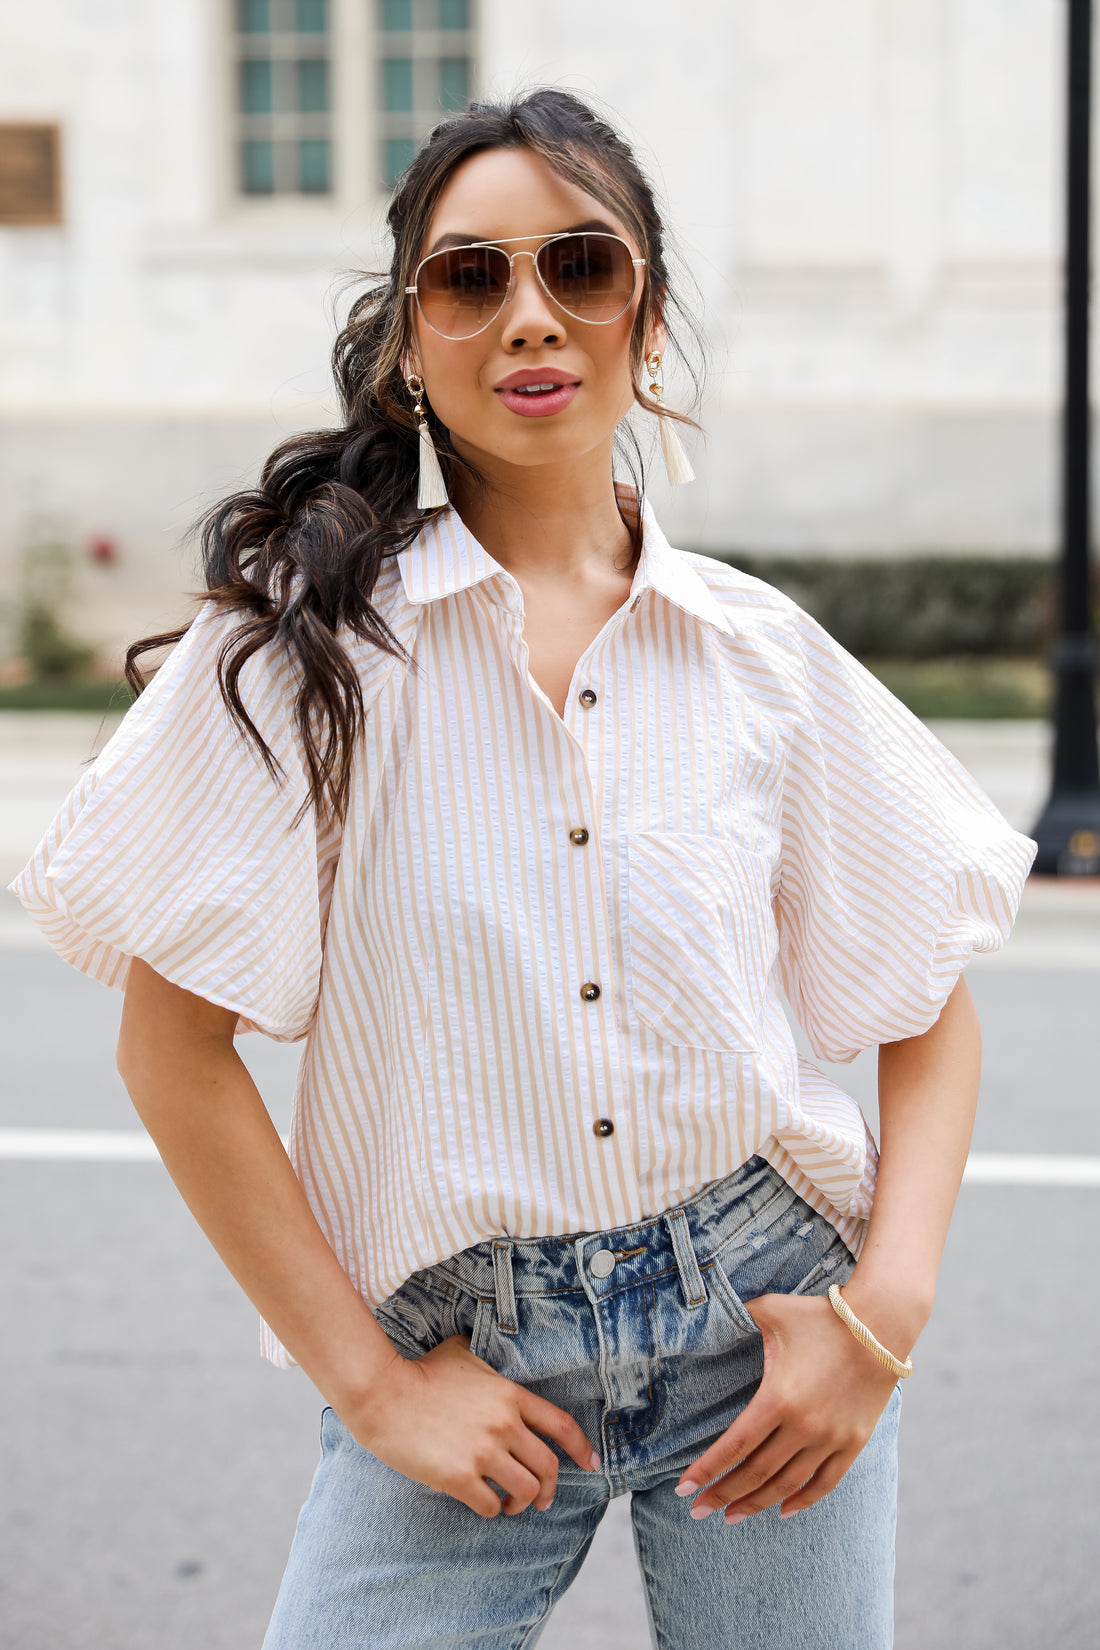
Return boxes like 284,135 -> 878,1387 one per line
378,0 -> 476,187
0,124 -> 62,225
233,0 -> 332,196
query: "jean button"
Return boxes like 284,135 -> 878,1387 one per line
589,1248 -> 616,1278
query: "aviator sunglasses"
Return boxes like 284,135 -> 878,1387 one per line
406,231 -> 647,340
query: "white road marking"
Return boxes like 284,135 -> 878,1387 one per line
0,1128 -> 289,1160
0,1131 -> 1098,1185
961,1152 -> 1100,1186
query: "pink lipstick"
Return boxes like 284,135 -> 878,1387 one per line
494,368 -> 580,418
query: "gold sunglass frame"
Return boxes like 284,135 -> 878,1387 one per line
405,231 -> 647,340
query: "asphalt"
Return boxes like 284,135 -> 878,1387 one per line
1,714 -> 1097,1649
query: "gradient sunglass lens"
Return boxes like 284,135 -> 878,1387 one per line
414,234 -> 640,338
536,234 -> 637,321
415,246 -> 512,338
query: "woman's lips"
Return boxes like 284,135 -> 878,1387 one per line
494,381 -> 580,418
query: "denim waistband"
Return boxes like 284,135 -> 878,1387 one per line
426,1154 -> 797,1329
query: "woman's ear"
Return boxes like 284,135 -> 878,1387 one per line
644,312 -> 669,360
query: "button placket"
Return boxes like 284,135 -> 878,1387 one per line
559,648 -> 632,1172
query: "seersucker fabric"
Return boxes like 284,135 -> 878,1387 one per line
10,502 -> 1037,1365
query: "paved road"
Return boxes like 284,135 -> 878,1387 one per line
1,715 -> 1098,1648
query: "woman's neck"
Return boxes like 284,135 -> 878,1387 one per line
451,442 -> 637,586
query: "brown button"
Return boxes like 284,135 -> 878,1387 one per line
592,1118 -> 615,1137
569,827 -> 590,846
630,594 -> 642,612
578,688 -> 598,707
580,981 -> 601,1002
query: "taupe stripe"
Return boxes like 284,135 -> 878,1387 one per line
9,503 -> 1036,1367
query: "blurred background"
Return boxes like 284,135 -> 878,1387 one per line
0,0 -> 1078,711
1,3 -> 1098,1649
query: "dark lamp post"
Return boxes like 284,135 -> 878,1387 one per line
1031,0 -> 1100,874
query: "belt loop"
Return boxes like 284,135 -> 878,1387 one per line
664,1209 -> 707,1308
492,1239 -> 518,1334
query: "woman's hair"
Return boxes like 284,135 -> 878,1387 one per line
126,88 -> 702,821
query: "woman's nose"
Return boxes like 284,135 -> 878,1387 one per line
499,252 -> 563,350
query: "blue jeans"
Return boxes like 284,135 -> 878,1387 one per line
263,1156 -> 901,1649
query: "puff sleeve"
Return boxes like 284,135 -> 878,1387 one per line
776,611 -> 1037,1064
8,602 -> 343,1041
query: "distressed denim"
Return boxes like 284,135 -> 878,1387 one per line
263,1156 -> 901,1649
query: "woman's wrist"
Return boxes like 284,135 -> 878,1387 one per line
834,1272 -> 934,1362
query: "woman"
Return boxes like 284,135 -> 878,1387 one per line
13,91 -> 1035,1648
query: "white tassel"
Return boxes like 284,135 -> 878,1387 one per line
416,416 -> 449,508
659,414 -> 695,486
646,350 -> 695,486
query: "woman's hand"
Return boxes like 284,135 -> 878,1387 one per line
348,1333 -> 602,1519
675,1293 -> 899,1522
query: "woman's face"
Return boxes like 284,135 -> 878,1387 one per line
406,146 -> 656,482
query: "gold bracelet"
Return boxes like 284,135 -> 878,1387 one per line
827,1285 -> 914,1379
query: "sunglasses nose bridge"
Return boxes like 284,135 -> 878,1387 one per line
500,248 -> 560,319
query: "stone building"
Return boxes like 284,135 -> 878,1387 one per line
0,1 -> 1067,663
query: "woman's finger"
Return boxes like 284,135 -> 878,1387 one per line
490,1454 -> 544,1516
686,1430 -> 800,1517
444,1469 -> 510,1519
675,1394 -> 781,1504
519,1389 -> 602,1474
508,1431 -> 563,1510
778,1450 -> 855,1516
720,1447 -> 827,1521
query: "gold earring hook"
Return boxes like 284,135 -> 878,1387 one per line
406,374 -> 427,425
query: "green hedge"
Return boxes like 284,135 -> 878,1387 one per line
703,553 -> 1057,659
864,656 -> 1049,719
0,680 -> 134,712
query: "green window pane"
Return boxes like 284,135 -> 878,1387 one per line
439,56 -> 468,110
295,0 -> 327,30
239,58 -> 272,114
383,57 -> 414,111
381,0 -> 412,31
298,58 -> 328,111
299,138 -> 330,192
238,0 -> 270,33
438,0 -> 468,27
241,139 -> 274,193
384,136 -> 416,185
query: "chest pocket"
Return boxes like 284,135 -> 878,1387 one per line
625,832 -> 778,1054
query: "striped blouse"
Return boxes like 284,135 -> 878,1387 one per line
11,502 -> 1036,1366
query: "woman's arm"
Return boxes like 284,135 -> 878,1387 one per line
676,973 -> 981,1520
117,958 -> 600,1517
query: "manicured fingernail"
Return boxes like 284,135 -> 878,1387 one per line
589,1451 -> 602,1471
780,1508 -> 799,1519
724,1509 -> 749,1524
675,1480 -> 700,1498
689,1502 -> 714,1520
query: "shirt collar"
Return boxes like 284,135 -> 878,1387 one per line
398,499 -> 732,637
630,499 -> 733,636
397,508 -> 504,605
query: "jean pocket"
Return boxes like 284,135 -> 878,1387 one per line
372,1271 -> 457,1360
713,1198 -> 855,1309
625,832 -> 778,1053
704,1253 -> 763,1337
786,1230 -> 855,1298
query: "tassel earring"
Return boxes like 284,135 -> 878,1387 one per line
407,374 -> 449,509
646,352 -> 695,485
